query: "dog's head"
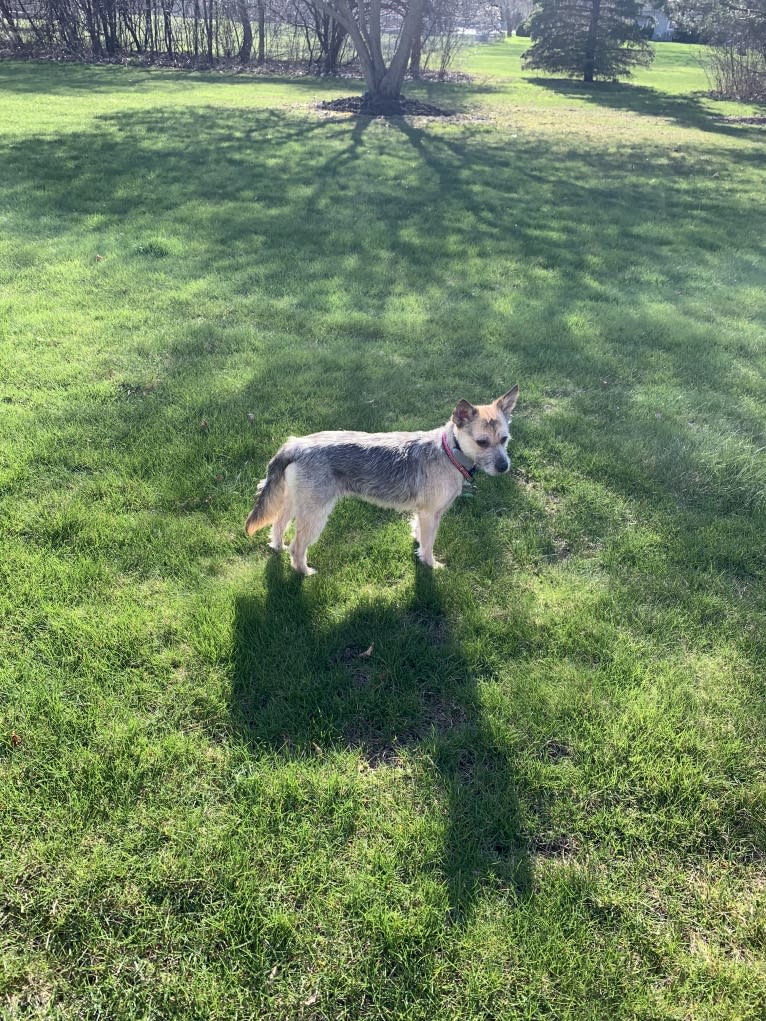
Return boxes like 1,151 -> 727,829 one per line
451,386 -> 518,475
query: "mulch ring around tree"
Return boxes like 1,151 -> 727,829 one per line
319,95 -> 458,118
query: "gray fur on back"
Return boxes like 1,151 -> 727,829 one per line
279,428 -> 448,510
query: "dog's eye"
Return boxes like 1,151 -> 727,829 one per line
476,438 -> 490,448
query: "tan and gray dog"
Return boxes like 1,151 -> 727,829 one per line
245,386 -> 519,575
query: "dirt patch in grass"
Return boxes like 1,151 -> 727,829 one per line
716,114 -> 766,124
529,833 -> 581,860
540,739 -> 573,762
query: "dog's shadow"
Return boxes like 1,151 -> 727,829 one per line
231,553 -> 533,918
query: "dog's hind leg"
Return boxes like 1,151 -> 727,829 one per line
288,501 -> 335,576
245,448 -> 292,536
269,497 -> 293,552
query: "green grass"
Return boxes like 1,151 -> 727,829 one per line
1,39 -> 766,1020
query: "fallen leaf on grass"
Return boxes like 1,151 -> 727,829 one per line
303,991 -> 319,1006
359,644 -> 374,658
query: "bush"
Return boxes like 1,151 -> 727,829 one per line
707,44 -> 766,101
672,27 -> 704,44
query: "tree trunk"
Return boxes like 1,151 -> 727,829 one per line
205,0 -> 214,62
238,0 -> 252,61
163,6 -> 173,56
314,0 -> 426,113
583,0 -> 602,82
409,5 -> 424,79
144,0 -> 153,54
323,19 -> 346,74
501,3 -> 513,37
257,0 -> 265,64
123,13 -> 143,51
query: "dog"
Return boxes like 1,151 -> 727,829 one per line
244,386 -> 519,575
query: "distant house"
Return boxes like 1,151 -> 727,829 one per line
639,7 -> 675,41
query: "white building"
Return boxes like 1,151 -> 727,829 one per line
639,7 -> 675,41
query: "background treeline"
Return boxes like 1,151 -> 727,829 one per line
0,0 -> 369,69
0,0 -> 505,75
1,0 -> 762,98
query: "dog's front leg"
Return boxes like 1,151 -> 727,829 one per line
410,514 -> 420,544
416,510 -> 444,569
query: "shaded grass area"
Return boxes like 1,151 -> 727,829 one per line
1,46 -> 766,1019
528,75 -> 762,135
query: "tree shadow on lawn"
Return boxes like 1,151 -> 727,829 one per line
5,100 -> 761,347
230,550 -> 538,921
5,102 -> 764,546
527,77 -> 766,137
4,99 -> 764,572
3,100 -> 761,294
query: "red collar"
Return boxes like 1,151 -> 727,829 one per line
441,430 -> 476,482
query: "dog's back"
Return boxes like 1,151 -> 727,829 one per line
282,429 -> 444,510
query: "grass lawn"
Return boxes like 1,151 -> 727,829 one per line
1,37 -> 765,1019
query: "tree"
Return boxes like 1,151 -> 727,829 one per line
522,0 -> 654,82
708,0 -> 766,99
492,0 -> 533,35
410,0 -> 484,79
312,0 -> 428,112
664,0 -> 766,99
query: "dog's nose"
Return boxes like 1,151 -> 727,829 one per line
495,458 -> 510,473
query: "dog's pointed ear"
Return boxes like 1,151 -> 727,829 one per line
452,399 -> 478,428
494,385 -> 519,418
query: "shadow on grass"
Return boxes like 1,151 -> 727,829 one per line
0,57 -> 506,107
0,59 -> 347,95
6,102 -> 764,547
528,76 -> 766,137
230,553 -> 535,918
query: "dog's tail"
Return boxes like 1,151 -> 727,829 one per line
244,447 -> 293,536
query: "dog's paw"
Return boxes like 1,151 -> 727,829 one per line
290,555 -> 317,576
417,550 -> 445,570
